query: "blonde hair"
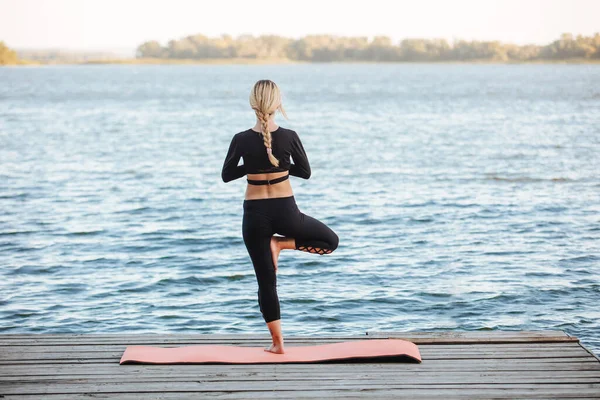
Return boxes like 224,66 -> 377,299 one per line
249,79 -> 288,167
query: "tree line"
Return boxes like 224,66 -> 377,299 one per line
3,33 -> 600,65
0,41 -> 20,65
137,33 -> 600,62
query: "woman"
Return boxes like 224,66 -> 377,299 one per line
221,79 -> 339,354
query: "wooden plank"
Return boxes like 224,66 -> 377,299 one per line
0,336 -> 581,347
366,330 -> 579,344
0,354 -> 592,365
0,330 -> 570,339
0,353 -> 591,364
2,381 -> 600,396
0,348 -> 592,362
2,358 -> 598,377
0,342 -> 585,353
0,334 -> 366,341
0,369 -> 600,383
367,330 -> 571,337
2,369 -> 599,383
4,358 -> 597,366
0,391 -> 598,400
0,330 -> 579,345
0,344 -> 586,358
1,359 -> 599,376
0,339 -> 585,347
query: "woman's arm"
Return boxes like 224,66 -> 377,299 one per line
289,130 -> 311,179
221,134 -> 246,183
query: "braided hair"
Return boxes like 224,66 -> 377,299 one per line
249,79 -> 288,167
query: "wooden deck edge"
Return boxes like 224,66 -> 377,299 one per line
0,330 -> 583,345
365,330 -> 580,344
0,329 -> 571,339
577,342 -> 600,363
366,330 -> 571,337
371,337 -> 581,344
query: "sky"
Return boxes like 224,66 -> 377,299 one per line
1,0 -> 599,54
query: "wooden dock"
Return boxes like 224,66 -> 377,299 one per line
1,330 -> 599,399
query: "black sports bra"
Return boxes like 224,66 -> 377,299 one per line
246,174 -> 290,186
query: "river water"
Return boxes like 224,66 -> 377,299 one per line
1,63 -> 598,354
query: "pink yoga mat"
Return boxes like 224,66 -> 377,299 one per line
119,338 -> 421,365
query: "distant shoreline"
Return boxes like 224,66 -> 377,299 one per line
6,33 -> 600,66
6,57 -> 600,66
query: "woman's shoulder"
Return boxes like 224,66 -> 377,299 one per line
277,127 -> 303,145
274,126 -> 302,138
232,129 -> 253,142
280,126 -> 300,136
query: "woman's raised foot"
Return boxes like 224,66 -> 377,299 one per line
270,236 -> 281,273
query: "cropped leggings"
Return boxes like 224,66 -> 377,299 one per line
242,195 -> 339,323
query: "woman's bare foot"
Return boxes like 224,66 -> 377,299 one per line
265,341 -> 285,354
265,319 -> 285,354
270,236 -> 281,273
270,236 -> 296,273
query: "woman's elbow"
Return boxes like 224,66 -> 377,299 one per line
297,169 -> 311,179
301,165 -> 311,179
221,171 -> 231,183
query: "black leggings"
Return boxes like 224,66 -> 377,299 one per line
242,195 -> 339,323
